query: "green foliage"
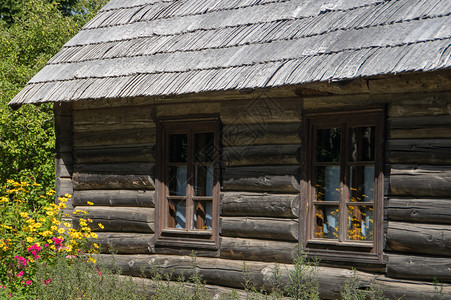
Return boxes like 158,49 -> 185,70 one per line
31,254 -> 146,300
284,248 -> 320,300
0,0 -> 106,187
0,0 -> 81,25
340,270 -> 387,300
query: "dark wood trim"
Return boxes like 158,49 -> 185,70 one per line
301,108 -> 385,263
155,117 -> 221,249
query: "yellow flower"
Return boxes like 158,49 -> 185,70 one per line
87,201 -> 94,206
64,222 -> 72,228
33,222 -> 42,228
40,231 -> 52,237
26,237 -> 34,243
93,243 -> 99,249
46,211 -> 55,216
87,257 -> 96,264
58,202 -> 66,209
58,228 -> 65,234
98,223 -> 104,229
0,197 -> 8,203
90,232 -> 98,239
51,225 -> 58,231
64,194 -> 72,198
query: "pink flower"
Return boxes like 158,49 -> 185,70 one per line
16,271 -> 24,277
96,269 -> 102,276
45,244 -> 49,248
25,280 -> 32,285
14,256 -> 27,267
41,278 -> 51,286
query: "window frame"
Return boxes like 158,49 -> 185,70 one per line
155,118 -> 220,249
300,108 -> 385,263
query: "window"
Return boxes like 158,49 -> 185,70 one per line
301,109 -> 384,262
156,119 -> 220,248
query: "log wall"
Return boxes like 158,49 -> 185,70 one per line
385,93 -> 451,283
52,72 -> 451,297
70,103 -> 156,254
304,89 -> 451,283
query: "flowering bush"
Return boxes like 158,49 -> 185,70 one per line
0,179 -> 99,296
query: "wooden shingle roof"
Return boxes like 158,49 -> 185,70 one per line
9,0 -> 451,105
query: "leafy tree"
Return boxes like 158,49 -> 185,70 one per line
0,0 -> 82,25
0,0 -> 107,186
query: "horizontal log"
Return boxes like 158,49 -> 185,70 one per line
100,254 -> 269,289
387,92 -> 451,117
74,163 -> 154,175
95,232 -> 154,254
74,145 -> 155,164
388,198 -> 451,224
221,217 -> 298,241
72,96 -> 151,110
73,174 -> 155,190
221,192 -> 299,218
220,97 -> 300,124
220,237 -> 296,264
73,190 -> 154,207
223,144 -> 300,167
222,123 -> 300,146
73,105 -> 155,132
387,139 -> 451,164
390,165 -> 451,197
223,176 -> 300,193
74,206 -> 154,233
387,254 -> 451,283
388,115 -> 451,139
74,128 -> 156,147
156,101 -> 220,118
99,254 -> 451,299
122,275 -> 252,300
387,221 -> 451,256
223,166 -> 300,193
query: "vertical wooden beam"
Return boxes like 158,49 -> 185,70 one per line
54,102 -> 74,215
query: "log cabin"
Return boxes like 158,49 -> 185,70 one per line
9,0 -> 451,298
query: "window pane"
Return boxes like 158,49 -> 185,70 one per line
194,165 -> 214,196
350,126 -> 375,162
168,200 -> 186,229
350,166 -> 374,202
316,166 -> 340,201
316,128 -> 341,162
314,205 -> 339,239
168,166 -> 187,196
169,134 -> 187,162
194,201 -> 212,230
347,205 -> 374,241
194,132 -> 214,162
